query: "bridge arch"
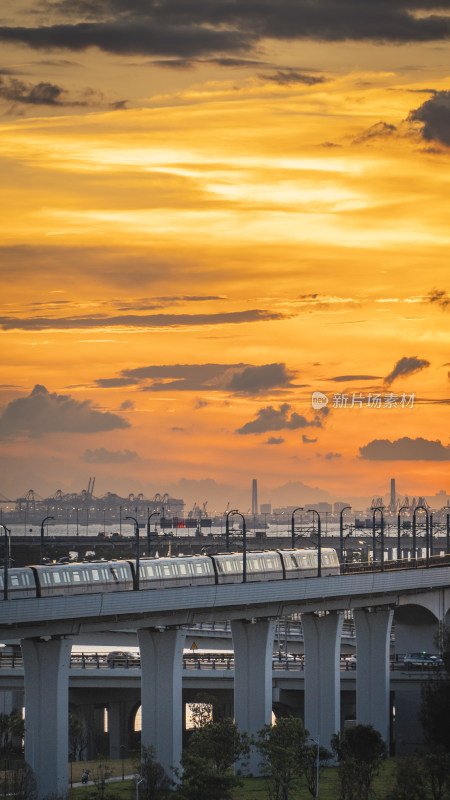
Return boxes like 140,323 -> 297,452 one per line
394,602 -> 439,655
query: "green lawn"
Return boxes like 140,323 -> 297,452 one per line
67,758 -> 397,799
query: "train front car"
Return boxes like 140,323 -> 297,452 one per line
0,568 -> 37,599
31,561 -> 133,597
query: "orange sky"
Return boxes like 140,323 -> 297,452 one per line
0,1 -> 449,508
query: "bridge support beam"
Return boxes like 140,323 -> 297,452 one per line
302,611 -> 343,750
231,618 -> 275,775
138,627 -> 186,778
22,636 -> 72,799
353,606 -> 393,746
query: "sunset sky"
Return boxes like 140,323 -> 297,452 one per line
0,0 -> 449,509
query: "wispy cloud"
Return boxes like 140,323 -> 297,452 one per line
384,356 -> 430,386
0,309 -> 283,331
83,447 -> 138,463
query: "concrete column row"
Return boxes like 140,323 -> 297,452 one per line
21,607 -> 394,799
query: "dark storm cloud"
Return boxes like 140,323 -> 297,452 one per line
266,437 -> 285,445
410,91 -> 450,146
427,288 -> 450,309
261,70 -> 326,86
384,356 -> 430,385
236,403 -> 323,435
83,447 -> 138,463
302,434 -> 318,443
331,374 -> 383,382
0,22 -> 253,57
2,1 -> 450,59
359,436 -> 450,461
0,309 -> 282,331
0,384 -> 129,438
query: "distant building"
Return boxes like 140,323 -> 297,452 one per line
251,479 -> 258,515
260,503 -> 272,514
307,502 -> 332,513
334,501 -> 350,514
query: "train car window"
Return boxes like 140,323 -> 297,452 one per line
91,569 -> 100,581
52,573 -> 61,584
322,553 -> 330,565
163,565 -> 172,576
10,575 -> 19,586
195,563 -> 204,574
177,564 -> 188,575
73,571 -> 82,582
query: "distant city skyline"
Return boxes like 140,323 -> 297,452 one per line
0,1 -> 449,500
1,477 -> 449,517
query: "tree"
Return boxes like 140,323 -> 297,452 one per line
424,748 -> 450,800
331,725 -> 386,800
0,708 -> 24,758
302,741 -> 333,800
420,677 -> 450,751
386,754 -> 428,800
134,745 -> 173,800
68,712 -> 88,761
434,622 -> 450,675
8,762 -> 37,800
88,756 -> 112,799
178,718 -> 249,800
255,716 -> 308,800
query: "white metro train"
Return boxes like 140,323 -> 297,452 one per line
0,548 -> 340,600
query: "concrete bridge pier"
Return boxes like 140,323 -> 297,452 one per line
138,627 -> 186,778
302,611 -> 343,751
353,606 -> 393,746
21,636 -> 72,799
231,618 -> 275,775
108,698 -> 136,759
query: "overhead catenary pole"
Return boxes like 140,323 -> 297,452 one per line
372,507 -> 384,568
147,510 -> 160,555
225,508 -> 238,552
339,506 -> 351,565
0,525 -> 10,601
291,507 -> 303,548
40,515 -> 55,565
227,510 -> 247,581
397,505 -> 408,561
126,516 -> 140,590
